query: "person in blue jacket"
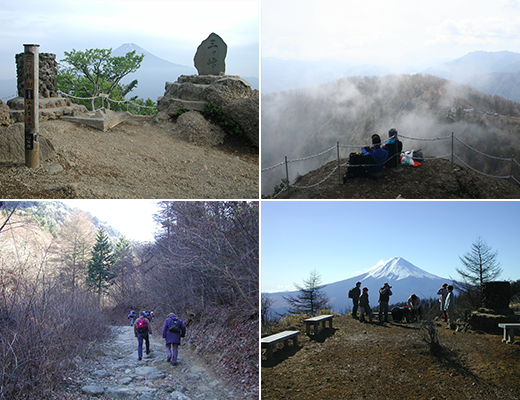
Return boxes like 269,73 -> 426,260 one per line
361,134 -> 388,174
162,313 -> 187,366
383,128 -> 403,168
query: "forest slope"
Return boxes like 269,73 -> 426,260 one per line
262,74 -> 520,195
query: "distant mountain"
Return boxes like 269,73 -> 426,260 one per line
112,43 -> 196,101
265,257 -> 456,316
423,51 -> 520,102
0,78 -> 17,101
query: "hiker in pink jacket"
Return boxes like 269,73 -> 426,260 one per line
162,313 -> 187,366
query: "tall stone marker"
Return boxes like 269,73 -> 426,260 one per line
24,44 -> 40,169
194,33 -> 227,75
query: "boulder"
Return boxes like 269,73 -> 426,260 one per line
0,100 -> 10,127
0,123 -> 55,163
171,111 -> 226,147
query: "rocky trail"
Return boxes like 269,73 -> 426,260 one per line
66,325 -> 245,400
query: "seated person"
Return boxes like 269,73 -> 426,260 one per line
383,128 -> 403,168
361,134 -> 388,174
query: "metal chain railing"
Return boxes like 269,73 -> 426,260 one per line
263,132 -> 519,195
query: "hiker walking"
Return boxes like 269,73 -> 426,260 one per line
437,283 -> 448,322
134,311 -> 152,360
349,282 -> 362,318
358,287 -> 373,323
444,285 -> 455,330
162,313 -> 187,366
128,310 -> 136,326
378,282 -> 392,323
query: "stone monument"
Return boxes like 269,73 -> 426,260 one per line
193,33 -> 227,75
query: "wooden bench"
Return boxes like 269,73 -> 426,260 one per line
498,323 -> 520,344
303,315 -> 334,336
261,330 -> 300,360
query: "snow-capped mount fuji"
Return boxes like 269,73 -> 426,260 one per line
360,257 -> 443,281
265,257 -> 455,316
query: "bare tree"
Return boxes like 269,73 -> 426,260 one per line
455,236 -> 502,308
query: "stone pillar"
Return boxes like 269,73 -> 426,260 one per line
24,44 -> 40,169
16,52 -> 58,98
193,33 -> 227,75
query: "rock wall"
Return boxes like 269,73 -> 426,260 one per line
15,53 -> 58,98
157,75 -> 259,147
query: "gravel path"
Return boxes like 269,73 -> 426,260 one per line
70,325 -> 246,400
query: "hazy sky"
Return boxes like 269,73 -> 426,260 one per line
262,0 -> 520,70
261,201 -> 520,293
61,200 -> 160,242
0,0 -> 259,84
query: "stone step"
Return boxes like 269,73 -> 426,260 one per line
10,104 -> 88,123
7,96 -> 72,110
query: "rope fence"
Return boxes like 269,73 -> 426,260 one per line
57,90 -> 157,112
262,132 -> 519,198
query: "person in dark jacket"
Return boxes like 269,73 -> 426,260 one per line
383,128 -> 403,169
134,311 -> 152,361
378,282 -> 393,323
361,134 -> 388,174
350,282 -> 362,318
358,287 -> 373,323
162,313 -> 187,366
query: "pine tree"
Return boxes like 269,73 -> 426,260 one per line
283,269 -> 330,316
86,228 -> 116,306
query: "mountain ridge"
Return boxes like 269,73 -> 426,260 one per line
265,257 -> 456,315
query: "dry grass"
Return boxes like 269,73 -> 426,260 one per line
261,314 -> 520,399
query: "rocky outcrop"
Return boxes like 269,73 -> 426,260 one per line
156,75 -> 258,148
0,123 -> 55,162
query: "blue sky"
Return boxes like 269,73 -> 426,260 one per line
262,0 -> 520,71
261,201 -> 520,292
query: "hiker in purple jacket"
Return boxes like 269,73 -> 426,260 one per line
162,313 -> 187,366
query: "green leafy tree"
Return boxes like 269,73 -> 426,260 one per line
455,236 -> 502,308
57,48 -> 144,111
86,228 -> 116,306
283,269 -> 330,316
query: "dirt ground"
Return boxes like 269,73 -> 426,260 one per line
0,117 -> 258,199
261,315 -> 520,400
271,158 -> 520,199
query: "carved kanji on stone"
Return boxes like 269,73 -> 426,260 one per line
194,33 -> 227,75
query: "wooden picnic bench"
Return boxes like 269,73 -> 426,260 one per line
261,330 -> 300,360
498,323 -> 520,344
303,315 -> 334,336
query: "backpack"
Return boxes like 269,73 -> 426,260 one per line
136,318 -> 148,334
168,317 -> 182,333
343,152 -> 373,182
348,288 -> 354,299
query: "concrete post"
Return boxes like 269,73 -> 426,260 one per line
24,44 -> 40,169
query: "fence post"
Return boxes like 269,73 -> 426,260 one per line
285,155 -> 290,191
511,154 -> 515,179
337,141 -> 341,183
24,44 -> 40,169
451,132 -> 454,167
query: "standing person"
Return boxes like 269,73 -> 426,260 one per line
128,310 -> 136,326
358,287 -> 373,323
349,282 -> 362,319
407,294 -> 422,322
134,311 -> 152,360
437,283 -> 448,322
162,313 -> 187,366
444,285 -> 455,330
383,128 -> 403,169
378,283 -> 393,323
